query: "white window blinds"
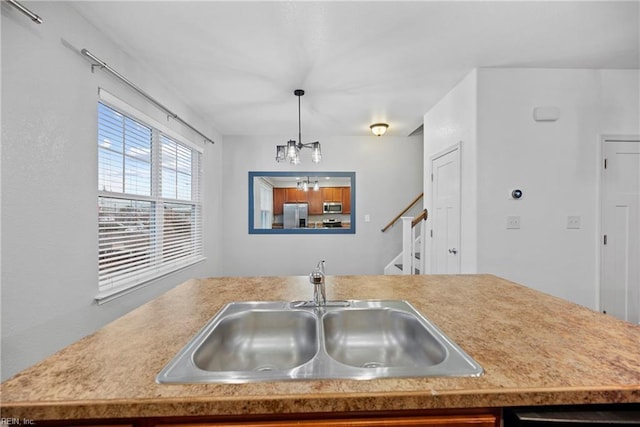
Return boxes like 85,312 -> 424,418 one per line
97,102 -> 203,302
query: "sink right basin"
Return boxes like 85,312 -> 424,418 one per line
323,308 -> 447,369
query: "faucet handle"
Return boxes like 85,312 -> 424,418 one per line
310,260 -> 326,285
309,269 -> 323,284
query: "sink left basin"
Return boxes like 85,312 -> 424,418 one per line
193,309 -> 318,372
156,302 -> 319,383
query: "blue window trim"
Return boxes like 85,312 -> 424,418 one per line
248,171 -> 356,234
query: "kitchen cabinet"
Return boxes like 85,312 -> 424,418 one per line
154,413 -> 497,426
273,188 -> 285,215
155,415 -> 496,426
31,423 -> 134,427
30,411 -> 498,427
321,187 -> 342,202
274,187 -> 351,216
341,187 -> 351,214
307,189 -> 323,215
285,188 -> 307,203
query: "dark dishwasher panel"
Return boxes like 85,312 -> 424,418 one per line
504,404 -> 640,426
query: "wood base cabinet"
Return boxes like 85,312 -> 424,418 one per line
157,414 -> 497,426
30,410 -> 498,427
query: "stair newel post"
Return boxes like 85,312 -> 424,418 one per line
401,216 -> 413,275
419,220 -> 427,273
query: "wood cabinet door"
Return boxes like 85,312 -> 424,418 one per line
285,188 -> 297,202
285,188 -> 307,203
321,187 -> 333,202
308,190 -> 323,215
321,187 -> 342,202
333,187 -> 343,203
341,187 -> 351,214
273,188 -> 285,215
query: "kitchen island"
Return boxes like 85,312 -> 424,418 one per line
1,274 -> 639,425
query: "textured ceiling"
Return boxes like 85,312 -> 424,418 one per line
71,1 -> 639,137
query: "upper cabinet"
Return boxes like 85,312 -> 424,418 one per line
273,186 -> 349,215
308,190 -> 323,215
341,187 -> 351,214
285,188 -> 307,203
320,187 -> 338,202
273,188 -> 285,215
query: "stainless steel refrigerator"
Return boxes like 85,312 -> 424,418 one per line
283,203 -> 308,229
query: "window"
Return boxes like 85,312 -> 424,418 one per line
258,181 -> 273,229
97,101 -> 203,301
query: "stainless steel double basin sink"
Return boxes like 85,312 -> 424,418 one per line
156,300 -> 483,383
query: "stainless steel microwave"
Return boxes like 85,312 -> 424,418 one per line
323,202 -> 342,213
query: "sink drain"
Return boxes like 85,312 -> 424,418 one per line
362,362 -> 386,368
254,365 -> 277,372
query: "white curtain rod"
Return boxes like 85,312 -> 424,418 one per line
81,48 -> 215,145
6,0 -> 43,23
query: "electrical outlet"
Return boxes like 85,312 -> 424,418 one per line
507,216 -> 521,229
567,216 -> 581,229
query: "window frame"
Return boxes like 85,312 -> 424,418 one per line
96,89 -> 205,304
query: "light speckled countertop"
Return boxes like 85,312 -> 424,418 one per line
1,274 -> 639,420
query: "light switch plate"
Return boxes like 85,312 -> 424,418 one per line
507,216 -> 521,229
567,216 -> 581,229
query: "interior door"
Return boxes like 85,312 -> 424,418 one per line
601,139 -> 640,324
431,146 -> 461,274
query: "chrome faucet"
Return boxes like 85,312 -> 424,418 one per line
309,260 -> 326,307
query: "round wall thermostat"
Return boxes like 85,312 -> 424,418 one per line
511,189 -> 523,199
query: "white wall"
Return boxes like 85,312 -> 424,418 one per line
423,70 -> 478,273
599,70 -> 640,135
423,67 -> 639,310
1,2 -> 223,380
221,135 -> 423,276
476,68 -> 639,309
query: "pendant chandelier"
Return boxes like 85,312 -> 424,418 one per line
276,89 -> 322,164
297,176 -> 320,192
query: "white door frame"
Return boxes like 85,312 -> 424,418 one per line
429,141 -> 463,274
598,134 -> 640,313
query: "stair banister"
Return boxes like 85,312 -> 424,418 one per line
383,207 -> 429,275
411,208 -> 428,228
381,192 -> 424,232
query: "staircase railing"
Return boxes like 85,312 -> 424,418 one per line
400,208 -> 428,274
381,192 -> 424,232
411,208 -> 428,228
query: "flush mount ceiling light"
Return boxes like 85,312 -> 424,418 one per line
370,123 -> 389,136
276,89 -> 322,164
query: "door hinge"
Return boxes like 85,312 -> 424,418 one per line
603,234 -> 608,245
431,173 -> 434,182
430,229 -> 433,238
604,158 -> 608,169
